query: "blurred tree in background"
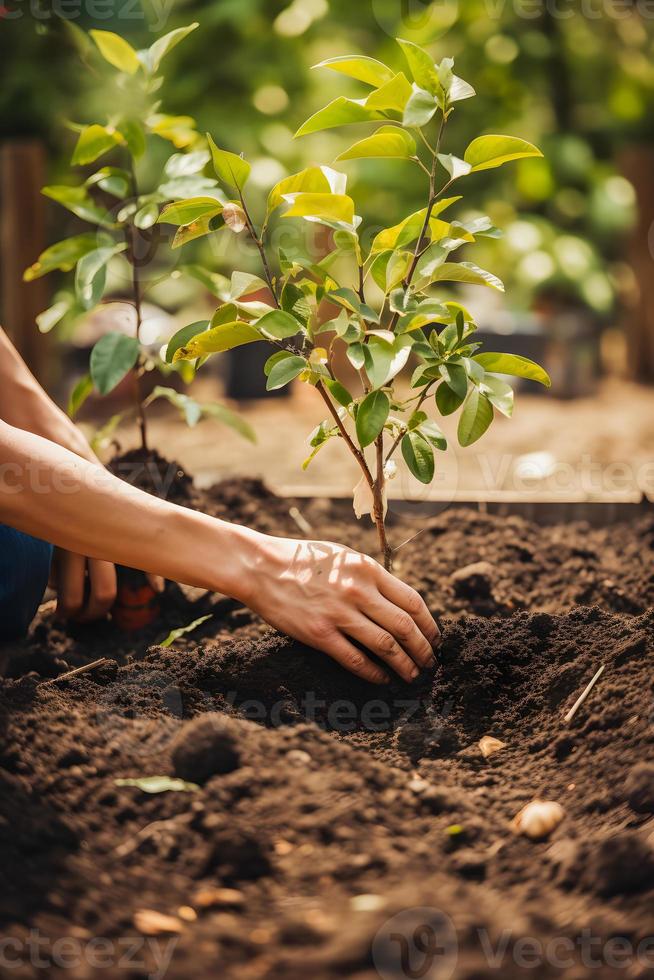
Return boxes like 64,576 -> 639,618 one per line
1,0 -> 653,376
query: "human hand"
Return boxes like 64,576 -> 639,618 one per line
51,549 -> 164,624
243,536 -> 441,684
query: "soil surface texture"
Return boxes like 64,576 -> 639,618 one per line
1,453 -> 653,979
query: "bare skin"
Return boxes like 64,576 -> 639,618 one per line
0,328 -> 440,682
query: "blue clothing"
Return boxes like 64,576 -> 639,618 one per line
0,525 -> 53,641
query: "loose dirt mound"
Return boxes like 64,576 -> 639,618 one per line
1,465 -> 653,978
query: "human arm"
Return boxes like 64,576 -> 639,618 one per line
0,419 -> 440,683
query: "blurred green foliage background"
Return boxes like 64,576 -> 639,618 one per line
2,0 -> 653,318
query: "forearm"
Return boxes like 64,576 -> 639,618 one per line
0,328 -> 95,462
0,420 -> 259,602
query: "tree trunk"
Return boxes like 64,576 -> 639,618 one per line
0,140 -> 49,387
620,146 -> 654,384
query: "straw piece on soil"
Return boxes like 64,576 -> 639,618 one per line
564,664 -> 605,725
43,658 -> 110,685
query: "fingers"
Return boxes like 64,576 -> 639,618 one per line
378,569 -> 441,650
312,623 -> 390,685
343,613 -> 420,683
55,551 -> 86,621
361,594 -> 435,671
76,559 -> 117,623
146,573 -> 165,593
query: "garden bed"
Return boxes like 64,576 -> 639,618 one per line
1,457 -> 654,979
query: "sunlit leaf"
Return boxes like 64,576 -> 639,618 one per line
75,243 -> 126,310
161,613 -> 211,647
422,261 -> 504,291
480,374 -> 514,417
68,373 -> 93,418
24,233 -> 101,281
365,73 -> 413,113
336,126 -> 416,162
71,124 -> 123,166
42,185 -> 114,227
282,192 -> 355,226
312,55 -> 395,88
295,96 -> 384,138
356,389 -> 389,447
396,38 -> 442,97
90,30 -> 140,74
402,431 -> 434,483
165,320 -> 209,363
403,86 -> 438,127
256,309 -> 302,340
266,354 -> 308,391
36,299 -> 72,335
174,321 -> 261,359
207,133 -> 250,190
463,135 -> 543,172
473,352 -> 551,386
145,22 -> 199,73
158,197 -> 223,226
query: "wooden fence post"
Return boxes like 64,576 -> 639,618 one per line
0,140 -> 50,387
620,147 -> 654,384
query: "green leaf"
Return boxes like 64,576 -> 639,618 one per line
418,419 -> 447,451
115,776 -> 199,794
146,385 -> 203,427
161,613 -> 211,647
24,233 -> 100,281
179,264 -> 230,297
336,126 -> 416,162
396,38 -> 442,96
90,30 -> 140,75
164,149 -> 210,179
370,199 -> 461,253
158,197 -> 223,226
75,244 -> 126,310
117,118 -> 146,159
267,166 -> 333,217
202,402 -> 257,443
90,333 -> 139,395
36,299 -> 71,335
68,373 -> 93,418
480,375 -> 514,417
207,133 -> 250,190
264,350 -> 292,376
312,55 -> 395,88
134,201 -> 160,230
256,310 -> 302,340
473,352 -> 551,387
423,261 -> 504,292
165,320 -> 209,363
402,431 -> 434,484
347,342 -> 366,371
356,390 -> 389,448
295,96 -> 384,138
86,166 -> 131,198
282,192 -> 355,226
437,153 -> 472,180
438,361 -> 468,399
365,73 -> 413,113
327,287 -> 380,324
463,135 -> 543,172
42,185 -> 113,227
266,355 -> 308,391
457,388 -> 494,447
436,382 -> 464,416
324,378 -> 353,407
174,321 -> 262,360
172,214 -> 222,250
403,86 -> 438,128
71,124 -> 122,166
146,22 -> 199,73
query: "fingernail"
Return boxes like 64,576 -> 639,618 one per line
410,665 -> 420,680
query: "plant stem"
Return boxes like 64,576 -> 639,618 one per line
239,192 -> 279,308
373,431 -> 393,571
127,162 -> 148,452
316,381 -> 374,490
385,380 -> 437,463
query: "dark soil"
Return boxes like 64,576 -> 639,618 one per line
1,455 -> 654,979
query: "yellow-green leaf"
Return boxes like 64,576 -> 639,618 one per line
158,197 -> 223,226
24,233 -> 100,281
473,352 -> 551,387
267,166 -> 332,216
424,261 -> 504,291
295,97 -> 384,138
90,30 -> 140,75
464,135 -> 543,172
457,388 -> 494,447
207,134 -> 250,190
370,198 -> 461,253
336,126 -> 416,162
312,55 -> 395,88
174,321 -> 261,360
282,192 -> 355,226
71,124 -> 123,166
365,73 -> 413,113
146,22 -> 199,73
396,38 -> 442,97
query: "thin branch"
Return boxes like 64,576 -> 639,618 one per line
315,382 -> 374,489
238,192 -> 280,308
385,380 -> 437,463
